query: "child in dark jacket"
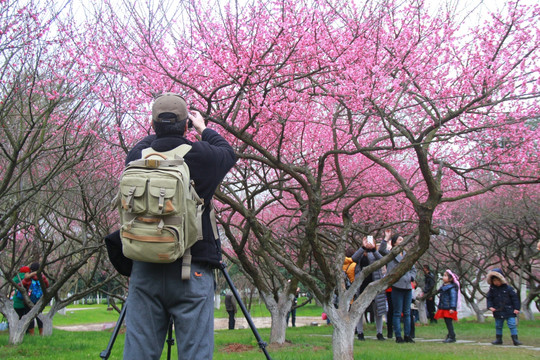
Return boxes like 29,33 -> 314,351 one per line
434,269 -> 459,343
486,268 -> 522,346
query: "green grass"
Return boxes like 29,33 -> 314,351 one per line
45,304 -> 121,326
40,298 -> 320,327
214,296 -> 322,318
48,298 -> 303,326
1,312 -> 539,359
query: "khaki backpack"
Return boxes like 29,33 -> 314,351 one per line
115,144 -> 203,279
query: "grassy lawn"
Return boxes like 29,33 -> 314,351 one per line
1,306 -> 539,359
49,297 -> 322,326
45,304 -> 121,326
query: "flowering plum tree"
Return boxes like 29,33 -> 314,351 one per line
425,187 -> 540,321
72,0 -> 539,358
0,0 -> 126,344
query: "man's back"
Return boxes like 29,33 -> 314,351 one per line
126,129 -> 236,266
123,93 -> 236,360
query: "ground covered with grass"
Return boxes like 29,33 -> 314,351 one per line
1,305 -> 538,359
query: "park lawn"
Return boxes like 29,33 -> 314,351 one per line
214,296 -> 322,319
47,297 -> 322,326
0,315 -> 539,359
45,304 -> 121,326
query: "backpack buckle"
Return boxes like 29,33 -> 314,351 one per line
145,159 -> 160,168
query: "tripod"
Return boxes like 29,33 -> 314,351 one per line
100,263 -> 272,360
100,306 -> 175,360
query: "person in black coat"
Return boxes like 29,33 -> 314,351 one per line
225,291 -> 237,330
117,93 -> 237,360
422,265 -> 437,323
486,268 -> 522,346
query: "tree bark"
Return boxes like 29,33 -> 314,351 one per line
40,313 -> 53,336
1,305 -> 42,345
521,296 -> 535,321
326,306 -> 357,360
417,298 -> 428,324
469,301 -> 486,323
260,291 -> 292,344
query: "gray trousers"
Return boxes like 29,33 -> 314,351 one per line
356,301 -> 384,334
123,261 -> 215,360
356,313 -> 384,334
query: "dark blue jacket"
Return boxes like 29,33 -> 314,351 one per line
486,284 -> 520,319
437,283 -> 458,311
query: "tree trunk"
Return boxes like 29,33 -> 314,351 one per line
260,291 -> 292,344
417,299 -> 428,324
521,296 -> 535,321
269,310 -> 288,344
2,307 -> 26,345
326,307 -> 356,360
9,321 -> 27,346
215,292 -> 221,310
2,307 -> 41,345
40,313 -> 53,336
468,301 -> 486,323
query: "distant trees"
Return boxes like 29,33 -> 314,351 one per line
0,0 -> 124,344
424,187 -> 540,321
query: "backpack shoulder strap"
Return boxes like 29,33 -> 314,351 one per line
134,145 -> 193,168
181,248 -> 192,280
171,144 -> 192,159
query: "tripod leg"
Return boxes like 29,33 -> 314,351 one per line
166,317 -> 175,360
100,304 -> 127,360
220,263 -> 272,360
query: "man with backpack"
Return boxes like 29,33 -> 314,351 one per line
121,93 -> 236,360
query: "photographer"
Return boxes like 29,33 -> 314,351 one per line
121,93 -> 236,360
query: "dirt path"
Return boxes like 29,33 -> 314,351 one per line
54,316 -> 324,332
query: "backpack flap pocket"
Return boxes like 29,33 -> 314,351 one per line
148,177 -> 181,215
119,176 -> 147,213
121,224 -> 184,263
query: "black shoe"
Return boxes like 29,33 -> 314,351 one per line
443,337 -> 456,343
511,335 -> 522,346
395,336 -> 404,343
491,335 -> 503,345
357,333 -> 365,341
404,336 -> 415,343
376,333 -> 386,341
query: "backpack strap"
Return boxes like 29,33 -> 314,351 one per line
128,155 -> 185,169
209,201 -> 219,239
172,144 -> 192,159
135,144 -> 193,168
181,248 -> 192,280
172,145 -> 197,280
181,200 -> 219,280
